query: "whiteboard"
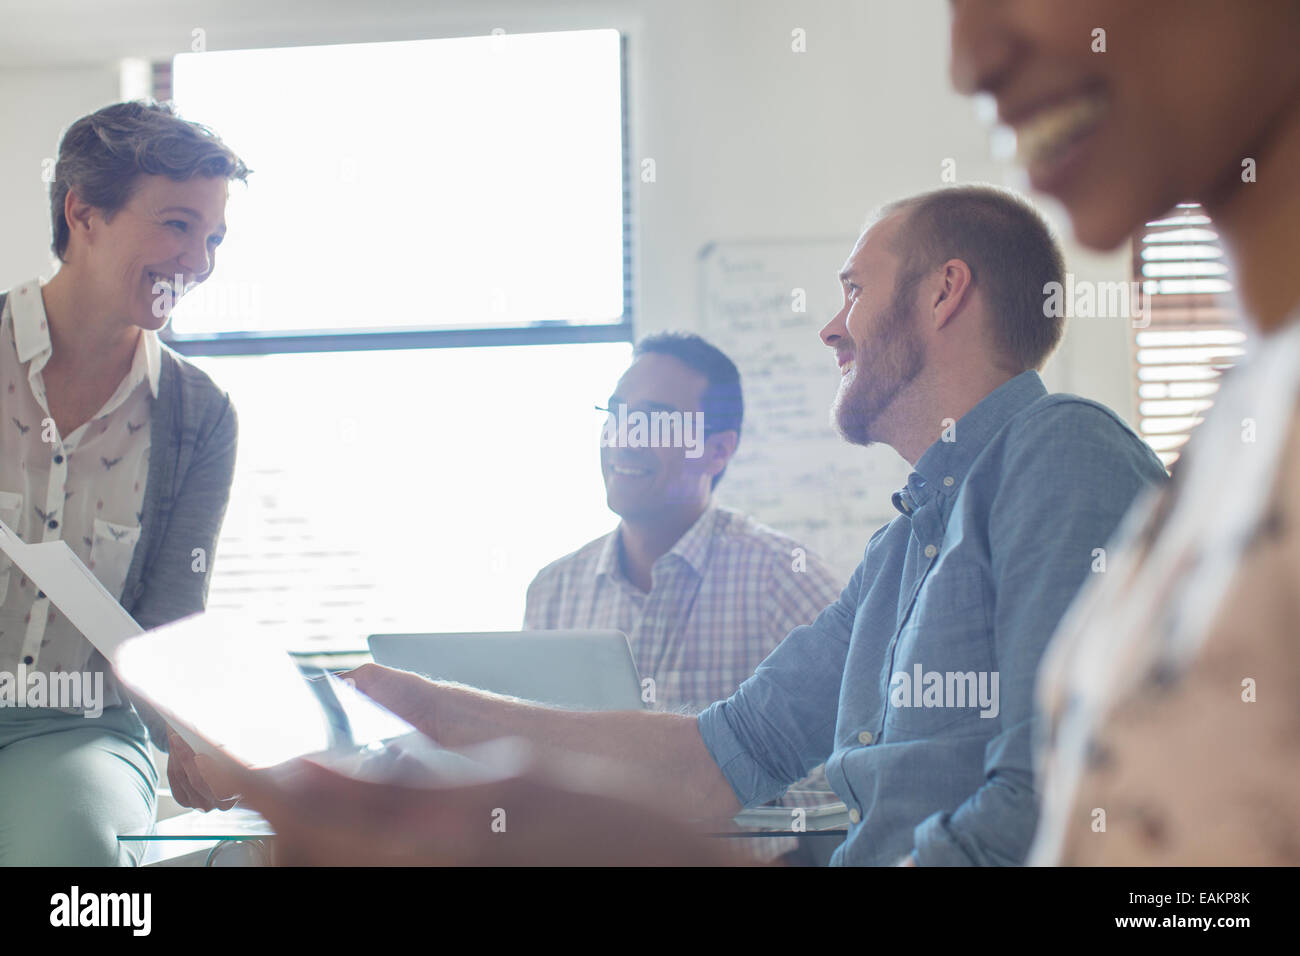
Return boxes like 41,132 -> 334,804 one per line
699,238 -> 912,579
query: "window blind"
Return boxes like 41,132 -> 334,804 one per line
1132,203 -> 1246,467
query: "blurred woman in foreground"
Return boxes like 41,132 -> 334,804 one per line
949,0 -> 1300,864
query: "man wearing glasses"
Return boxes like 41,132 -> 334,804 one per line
525,331 -> 840,719
525,332 -> 840,862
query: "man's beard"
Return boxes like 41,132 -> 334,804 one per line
832,279 -> 925,447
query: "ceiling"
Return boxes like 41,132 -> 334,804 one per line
0,0 -> 633,68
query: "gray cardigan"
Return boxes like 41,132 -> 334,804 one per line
0,291 -> 238,750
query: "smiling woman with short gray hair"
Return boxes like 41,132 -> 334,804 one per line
0,100 -> 247,865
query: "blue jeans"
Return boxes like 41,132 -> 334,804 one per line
0,704 -> 157,866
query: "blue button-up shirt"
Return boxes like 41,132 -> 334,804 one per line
698,371 -> 1168,865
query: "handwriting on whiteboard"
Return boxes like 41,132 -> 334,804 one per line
700,239 -> 912,579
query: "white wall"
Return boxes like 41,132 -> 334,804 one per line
0,0 -> 1135,421
0,65 -> 119,284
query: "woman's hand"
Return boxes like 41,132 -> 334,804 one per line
165,727 -> 240,812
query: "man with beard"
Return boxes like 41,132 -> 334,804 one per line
210,185 -> 1168,866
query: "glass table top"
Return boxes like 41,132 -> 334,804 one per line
119,806 -> 272,842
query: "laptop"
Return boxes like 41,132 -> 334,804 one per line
367,631 -> 643,712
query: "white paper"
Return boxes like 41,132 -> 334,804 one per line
114,612 -> 347,768
113,612 -> 507,784
0,518 -> 506,783
0,517 -> 143,656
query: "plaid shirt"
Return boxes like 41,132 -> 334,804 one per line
524,505 -> 841,715
525,505 -> 843,861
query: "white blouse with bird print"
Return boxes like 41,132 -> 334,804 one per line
0,279 -> 157,706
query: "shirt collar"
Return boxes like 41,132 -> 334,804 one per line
10,279 -> 49,366
595,529 -> 622,581
665,505 -> 723,576
596,505 -> 723,584
140,325 -> 162,399
893,370 -> 1048,515
10,278 -> 160,400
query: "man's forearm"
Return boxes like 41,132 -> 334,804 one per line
432,682 -> 741,821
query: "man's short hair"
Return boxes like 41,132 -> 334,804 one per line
879,185 -> 1066,371
49,100 -> 250,261
633,331 -> 743,489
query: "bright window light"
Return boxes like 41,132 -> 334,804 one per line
192,343 -> 633,652
169,29 -> 625,335
155,30 -> 634,652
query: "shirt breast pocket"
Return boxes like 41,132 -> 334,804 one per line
89,518 -> 142,600
0,490 -> 23,603
884,574 -> 995,741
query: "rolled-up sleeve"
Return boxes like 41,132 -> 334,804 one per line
911,403 -> 1166,865
698,557 -> 862,808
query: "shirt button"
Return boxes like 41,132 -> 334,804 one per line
858,731 -> 873,745
36,590 -> 45,599
22,656 -> 33,665
848,808 -> 861,824
47,519 -> 58,530
924,544 -> 938,558
943,476 -> 954,487
53,454 -> 64,464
